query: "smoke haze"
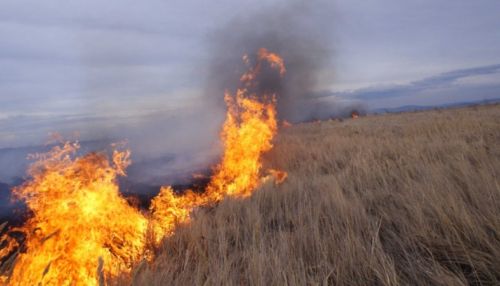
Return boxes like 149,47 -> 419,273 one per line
206,0 -> 363,122
0,1 -> 364,189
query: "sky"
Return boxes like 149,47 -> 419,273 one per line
1,0 -> 499,151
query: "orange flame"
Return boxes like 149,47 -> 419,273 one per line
204,90 -> 277,199
0,142 -> 147,285
150,48 -> 287,244
282,120 -> 293,128
0,49 -> 287,285
240,48 -> 286,83
267,169 -> 288,184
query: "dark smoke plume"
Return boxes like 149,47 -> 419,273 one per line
206,0 -> 363,122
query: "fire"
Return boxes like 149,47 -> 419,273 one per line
240,48 -> 286,83
0,142 -> 148,285
204,90 -> 277,199
351,110 -> 359,119
267,169 -> 288,184
150,47 -> 286,243
282,120 -> 292,128
0,48 -> 287,285
149,187 -> 205,244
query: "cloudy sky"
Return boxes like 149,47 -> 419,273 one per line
1,0 -> 499,150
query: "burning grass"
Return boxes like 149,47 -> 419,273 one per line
131,104 -> 500,285
0,49 -> 287,285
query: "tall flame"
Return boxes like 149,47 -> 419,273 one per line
150,48 -> 286,242
206,48 -> 283,199
0,48 -> 286,285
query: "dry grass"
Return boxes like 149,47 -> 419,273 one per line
131,104 -> 500,286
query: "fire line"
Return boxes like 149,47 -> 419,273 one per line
0,48 -> 287,286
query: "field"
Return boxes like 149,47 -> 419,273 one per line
129,104 -> 500,286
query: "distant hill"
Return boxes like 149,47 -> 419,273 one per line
372,98 -> 500,114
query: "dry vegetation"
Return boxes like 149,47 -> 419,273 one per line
130,105 -> 500,285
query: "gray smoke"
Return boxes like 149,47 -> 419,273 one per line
205,0 -> 362,122
0,1 -> 365,192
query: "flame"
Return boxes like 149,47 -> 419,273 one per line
267,169 -> 288,184
240,48 -> 286,83
257,48 -> 286,76
205,48 -> 284,198
149,187 -> 206,244
0,142 -> 148,285
0,48 -> 287,285
150,47 -> 287,243
204,90 -> 277,199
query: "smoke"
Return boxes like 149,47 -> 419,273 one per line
206,0 -> 362,122
0,1 -> 365,193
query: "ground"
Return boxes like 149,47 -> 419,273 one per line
130,104 -> 500,285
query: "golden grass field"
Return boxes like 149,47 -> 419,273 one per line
130,104 -> 500,286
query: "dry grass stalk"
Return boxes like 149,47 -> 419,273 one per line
131,104 -> 500,286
